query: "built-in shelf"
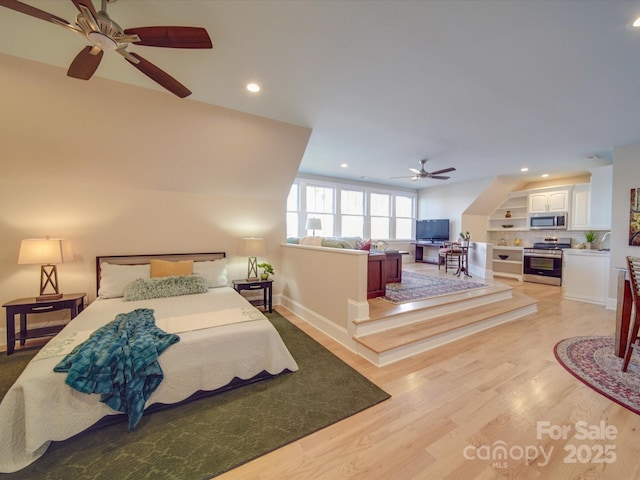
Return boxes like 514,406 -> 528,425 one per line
492,246 -> 523,281
488,192 -> 529,233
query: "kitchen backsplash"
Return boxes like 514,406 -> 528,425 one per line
487,229 -> 611,250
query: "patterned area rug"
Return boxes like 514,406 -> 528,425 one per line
381,271 -> 487,304
554,336 -> 640,415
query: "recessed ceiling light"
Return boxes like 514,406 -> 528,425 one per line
340,163 -> 348,168
520,167 -> 529,172
541,173 -> 549,178
246,83 -> 261,93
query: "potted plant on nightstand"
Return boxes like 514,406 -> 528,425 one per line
585,231 -> 596,250
257,262 -> 274,280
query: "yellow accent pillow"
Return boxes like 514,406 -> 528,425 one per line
150,259 -> 194,278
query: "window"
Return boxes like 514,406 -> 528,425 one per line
395,195 -> 413,239
288,177 -> 416,240
286,184 -> 299,238
370,193 -> 390,239
341,190 -> 364,237
306,185 -> 334,236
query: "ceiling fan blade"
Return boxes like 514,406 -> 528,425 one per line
124,52 -> 192,98
390,176 -> 414,179
67,46 -> 103,80
429,167 -> 456,175
124,26 -> 213,49
0,0 -> 70,25
409,168 -> 421,174
429,175 -> 450,180
71,0 -> 98,18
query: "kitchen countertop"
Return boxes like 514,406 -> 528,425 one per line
564,248 -> 610,256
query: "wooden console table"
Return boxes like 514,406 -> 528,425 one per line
413,242 -> 445,264
367,250 -> 403,299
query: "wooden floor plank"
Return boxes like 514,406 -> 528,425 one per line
215,262 -> 638,480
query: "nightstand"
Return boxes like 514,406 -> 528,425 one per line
2,293 -> 86,355
232,279 -> 273,313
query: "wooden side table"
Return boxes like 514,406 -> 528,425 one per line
3,293 -> 86,355
232,279 -> 273,313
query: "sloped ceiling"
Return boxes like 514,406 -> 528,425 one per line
1,53 -> 311,199
1,0 -> 637,188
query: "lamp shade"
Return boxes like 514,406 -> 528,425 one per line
18,238 -> 73,265
239,237 -> 267,257
305,218 -> 322,230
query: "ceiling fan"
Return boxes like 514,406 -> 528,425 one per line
391,159 -> 456,181
0,0 -> 213,98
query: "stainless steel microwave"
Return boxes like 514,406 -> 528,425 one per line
529,212 -> 568,230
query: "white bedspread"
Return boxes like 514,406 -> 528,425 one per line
0,287 -> 298,473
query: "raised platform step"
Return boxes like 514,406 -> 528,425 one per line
357,283 -> 514,337
353,291 -> 537,366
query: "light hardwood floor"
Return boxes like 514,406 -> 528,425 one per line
217,262 -> 640,480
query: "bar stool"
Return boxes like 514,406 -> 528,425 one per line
622,256 -> 640,371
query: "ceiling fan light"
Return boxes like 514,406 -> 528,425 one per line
633,17 -> 640,27
88,31 -> 117,50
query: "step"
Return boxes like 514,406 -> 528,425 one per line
353,291 -> 537,366
356,283 -> 514,337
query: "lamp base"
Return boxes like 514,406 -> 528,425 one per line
36,293 -> 63,301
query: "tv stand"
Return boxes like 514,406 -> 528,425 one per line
413,241 -> 446,264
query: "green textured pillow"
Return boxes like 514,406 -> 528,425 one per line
123,275 -> 208,301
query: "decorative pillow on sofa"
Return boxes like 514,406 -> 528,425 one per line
98,263 -> 151,299
150,259 -> 193,278
192,259 -> 228,288
356,239 -> 372,251
123,275 -> 208,301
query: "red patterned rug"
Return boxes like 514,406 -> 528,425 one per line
554,336 -> 640,415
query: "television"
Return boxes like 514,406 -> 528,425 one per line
416,219 -> 450,242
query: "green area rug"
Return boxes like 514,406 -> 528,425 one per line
1,312 -> 390,479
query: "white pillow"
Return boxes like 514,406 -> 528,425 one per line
98,263 -> 151,299
192,258 -> 228,288
300,236 -> 323,246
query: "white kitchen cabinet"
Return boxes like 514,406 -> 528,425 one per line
563,249 -> 610,305
529,189 -> 569,213
570,184 -> 590,230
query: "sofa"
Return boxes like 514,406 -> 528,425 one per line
286,236 -> 366,250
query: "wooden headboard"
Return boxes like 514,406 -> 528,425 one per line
96,252 -> 226,294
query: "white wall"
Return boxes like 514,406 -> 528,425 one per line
0,54 -> 311,311
417,177 -> 494,241
609,143 -> 640,303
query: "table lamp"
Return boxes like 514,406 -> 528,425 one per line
18,237 -> 73,301
240,237 -> 266,281
306,218 -> 322,236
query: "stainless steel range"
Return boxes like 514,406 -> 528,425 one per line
523,237 -> 571,286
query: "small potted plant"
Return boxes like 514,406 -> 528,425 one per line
459,231 -> 471,246
585,231 -> 596,249
257,262 -> 274,280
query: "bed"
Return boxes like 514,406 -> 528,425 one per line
0,252 -> 299,473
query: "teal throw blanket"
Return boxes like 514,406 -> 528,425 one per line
54,308 -> 180,430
